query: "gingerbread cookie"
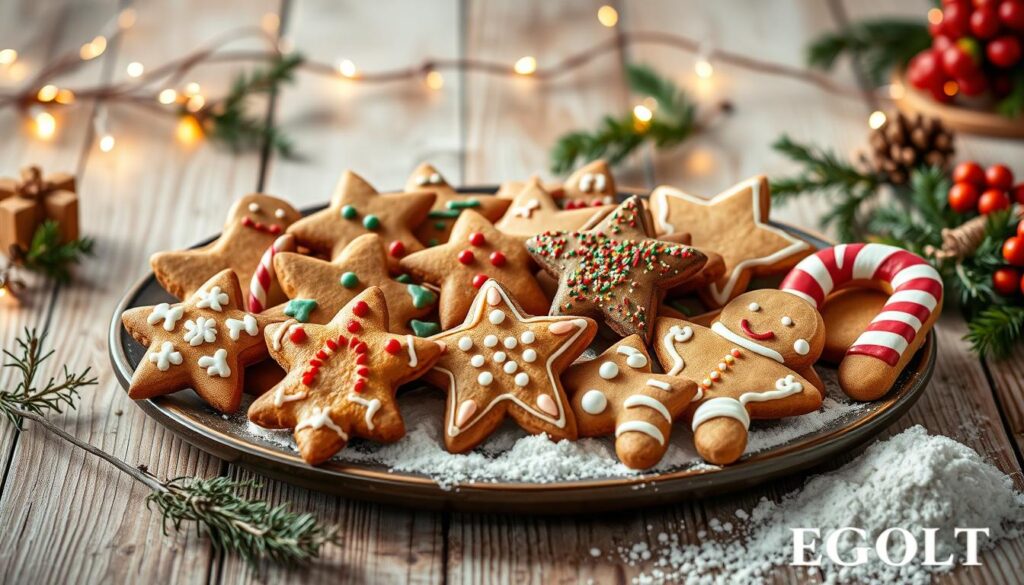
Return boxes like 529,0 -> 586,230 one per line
780,243 -> 942,401
121,270 -> 270,413
399,209 -> 549,329
561,160 -> 617,208
248,287 -> 444,464
650,177 -> 813,307
527,196 -> 706,342
563,336 -> 697,469
424,279 -> 597,453
654,289 -> 825,465
496,179 -> 613,238
273,233 -> 436,334
150,193 -> 301,302
404,163 -> 511,247
286,170 -> 434,266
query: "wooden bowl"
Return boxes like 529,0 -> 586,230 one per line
893,70 -> 1024,138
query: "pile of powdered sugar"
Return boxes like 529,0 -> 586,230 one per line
608,425 -> 1024,584
244,368 -> 867,488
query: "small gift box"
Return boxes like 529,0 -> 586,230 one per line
0,165 -> 78,254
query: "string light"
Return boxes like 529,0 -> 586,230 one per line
99,134 -> 116,152
927,8 -> 943,25
158,89 -> 178,105
186,94 -> 205,112
261,12 -> 280,34
868,110 -> 887,129
37,84 -> 59,102
79,36 -> 107,60
425,70 -> 444,90
184,82 -> 201,96
34,111 -> 56,139
117,8 -> 137,29
943,80 -> 959,97
0,49 -> 16,66
176,116 -> 202,144
126,62 -> 145,77
633,104 -> 653,122
514,56 -> 537,76
336,59 -> 358,79
597,5 -> 619,27
55,89 -> 75,105
695,58 -> 714,80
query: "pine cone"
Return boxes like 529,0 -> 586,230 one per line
867,112 -> 955,185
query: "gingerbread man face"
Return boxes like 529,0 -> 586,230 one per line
713,290 -> 824,370
231,193 -> 303,238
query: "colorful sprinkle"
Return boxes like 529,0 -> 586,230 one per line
289,327 -> 307,343
468,232 -> 486,246
448,199 -> 481,210
385,338 -> 401,354
340,272 -> 359,288
341,205 -> 358,219
489,251 -> 506,267
362,215 -> 381,229
352,300 -> 369,317
472,274 -> 488,288
458,250 -> 475,265
388,240 -> 406,258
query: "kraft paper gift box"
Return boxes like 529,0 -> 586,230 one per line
0,165 -> 78,254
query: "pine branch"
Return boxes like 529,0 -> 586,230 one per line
996,73 -> 1024,119
17,220 -> 94,283
550,64 -> 699,174
0,328 -> 96,428
807,19 -> 932,86
965,305 -> 1024,359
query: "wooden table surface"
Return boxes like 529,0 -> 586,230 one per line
2,0 -> 1023,583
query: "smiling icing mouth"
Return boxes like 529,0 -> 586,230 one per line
739,318 -> 775,340
241,216 -> 282,234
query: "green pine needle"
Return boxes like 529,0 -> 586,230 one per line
148,477 -> 339,567
807,19 -> 932,86
965,305 -> 1024,359
21,220 -> 94,283
996,73 -> 1024,119
549,64 -> 698,174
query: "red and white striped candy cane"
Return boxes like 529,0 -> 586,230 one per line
249,234 -> 295,313
780,244 -> 942,400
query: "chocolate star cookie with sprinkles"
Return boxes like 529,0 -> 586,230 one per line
563,336 -> 697,469
286,170 -> 435,268
526,195 -> 707,343
399,209 -> 549,329
424,279 -> 597,453
272,233 -> 437,334
495,179 -> 613,238
404,163 -> 511,247
121,270 -> 271,413
248,287 -> 444,465
151,193 -> 301,302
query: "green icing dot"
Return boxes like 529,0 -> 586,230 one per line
341,205 -> 358,219
340,272 -> 359,288
428,209 -> 460,219
410,320 -> 441,337
363,214 -> 381,229
284,298 -> 318,323
406,284 -> 437,309
395,274 -> 412,284
447,199 -> 481,210
427,238 -> 440,247
433,221 -> 447,231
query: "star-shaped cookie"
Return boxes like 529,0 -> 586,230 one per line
150,193 -> 302,302
650,176 -> 813,307
121,270 -> 270,413
424,279 -> 597,453
404,163 -> 511,247
248,287 -> 444,464
563,336 -> 697,469
286,170 -> 435,267
399,209 -> 549,329
526,195 -> 707,342
272,233 -> 437,334
495,179 -> 613,238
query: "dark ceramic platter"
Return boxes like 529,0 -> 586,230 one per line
107,189 -> 935,514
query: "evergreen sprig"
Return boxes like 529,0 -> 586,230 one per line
0,328 -> 96,428
997,73 -> 1024,119
148,477 -> 339,566
194,52 -> 303,157
550,64 -> 699,174
17,220 -> 95,283
965,305 -> 1024,359
807,19 -> 932,86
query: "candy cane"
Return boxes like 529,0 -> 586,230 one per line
780,243 -> 942,400
248,234 -> 295,313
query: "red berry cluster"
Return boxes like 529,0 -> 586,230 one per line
994,220 -> 1024,296
908,0 -> 1024,103
947,161 -> 1024,213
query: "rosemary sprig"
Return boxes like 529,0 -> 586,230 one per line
13,220 -> 95,283
1,328 -> 337,567
550,64 -> 701,174
807,19 -> 932,86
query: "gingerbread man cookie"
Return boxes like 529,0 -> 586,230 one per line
780,243 -> 942,401
286,170 -> 435,266
653,289 -> 825,465
560,160 -> 617,208
424,279 -> 597,453
650,177 -> 813,307
404,163 -> 511,247
496,179 -> 613,238
399,209 -> 549,329
563,336 -> 697,469
150,193 -> 301,303
121,270 -> 270,413
248,287 -> 444,464
272,233 -> 437,334
527,196 -> 707,342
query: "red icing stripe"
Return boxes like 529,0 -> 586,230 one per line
881,301 -> 932,324
894,278 -> 943,302
847,344 -> 901,366
781,269 -> 826,307
863,319 -> 918,343
872,250 -> 926,282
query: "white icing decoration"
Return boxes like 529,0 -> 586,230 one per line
514,372 -> 529,387
406,335 -> 418,367
195,286 -> 229,311
615,421 -> 665,446
197,348 -> 231,378
296,406 -> 347,440
711,321 -> 784,364
503,336 -> 517,349
148,303 -> 184,331
271,319 -> 298,351
580,389 -> 607,414
248,202 -> 260,212
477,372 -> 493,386
748,302 -> 761,312
793,338 -> 810,356
595,173 -> 607,192
522,349 -> 537,363
457,336 -> 473,351
503,361 -> 518,374
598,361 -> 619,380
616,345 -> 648,369
691,375 -> 804,432
624,395 -> 672,423
511,198 -> 540,218
579,173 -> 594,193
275,208 -> 286,219
348,394 -> 382,430
470,355 -> 485,367
493,351 -> 507,363
520,331 -> 535,344
148,341 -> 182,371
272,386 -> 306,407
489,309 -> 506,325
226,314 -> 259,340
646,379 -> 671,391
661,325 -> 693,375
781,316 -> 794,327
483,335 -> 498,348
183,317 -> 217,346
